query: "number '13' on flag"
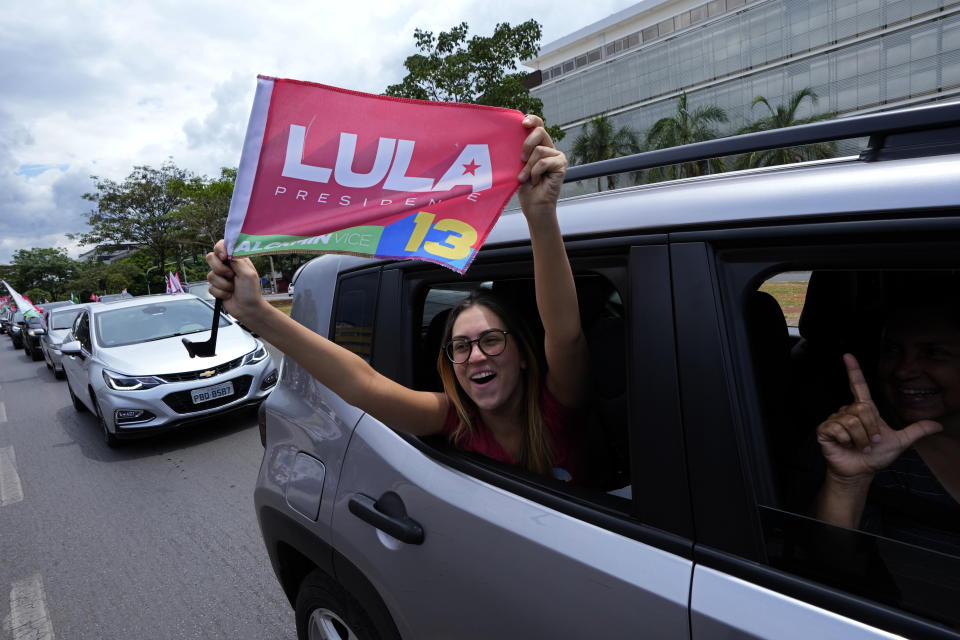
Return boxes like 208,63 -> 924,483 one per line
224,76 -> 527,273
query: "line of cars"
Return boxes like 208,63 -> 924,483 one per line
3,292 -> 278,447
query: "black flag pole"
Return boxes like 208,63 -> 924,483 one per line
182,297 -> 223,358
182,258 -> 230,358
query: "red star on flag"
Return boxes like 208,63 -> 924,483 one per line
462,159 -> 481,175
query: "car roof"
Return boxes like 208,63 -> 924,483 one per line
88,293 -> 202,312
489,152 -> 960,243
303,150 -> 960,276
48,303 -> 94,314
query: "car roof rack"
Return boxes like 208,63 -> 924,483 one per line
564,100 -> 960,184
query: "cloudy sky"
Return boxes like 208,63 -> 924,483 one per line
0,0 -> 636,265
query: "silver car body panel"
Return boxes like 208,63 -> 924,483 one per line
257,254 -> 370,543
331,415 -> 692,640
691,566 -> 905,639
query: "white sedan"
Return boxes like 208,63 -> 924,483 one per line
61,294 -> 277,447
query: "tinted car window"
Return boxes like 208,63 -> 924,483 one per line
332,272 -> 378,362
723,255 -> 960,630
75,312 -> 91,352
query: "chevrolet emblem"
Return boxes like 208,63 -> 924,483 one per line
198,369 -> 216,379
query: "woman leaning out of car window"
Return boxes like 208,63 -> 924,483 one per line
206,115 -> 591,483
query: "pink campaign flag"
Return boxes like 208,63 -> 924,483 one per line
224,76 -> 527,273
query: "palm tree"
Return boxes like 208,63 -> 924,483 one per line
734,88 -> 837,169
570,115 -> 641,191
644,92 -> 728,182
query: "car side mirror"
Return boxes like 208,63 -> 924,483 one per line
60,340 -> 82,356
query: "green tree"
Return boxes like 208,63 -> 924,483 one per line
10,247 -> 78,300
644,92 -> 728,182
734,88 -> 837,169
172,167 -> 236,251
386,20 -> 563,140
24,288 -> 52,303
570,115 -> 641,191
71,160 -> 193,275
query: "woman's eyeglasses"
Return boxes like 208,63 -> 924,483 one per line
444,329 -> 510,364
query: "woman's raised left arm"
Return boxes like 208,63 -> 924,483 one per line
518,115 -> 589,408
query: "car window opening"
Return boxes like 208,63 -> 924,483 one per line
409,273 -> 631,503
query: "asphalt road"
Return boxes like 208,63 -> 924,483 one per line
0,336 -> 296,639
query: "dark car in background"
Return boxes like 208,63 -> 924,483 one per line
22,316 -> 47,361
7,311 -> 25,349
0,306 -> 13,334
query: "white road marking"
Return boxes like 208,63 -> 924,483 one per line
0,446 -> 24,506
0,400 -> 6,423
9,573 -> 55,640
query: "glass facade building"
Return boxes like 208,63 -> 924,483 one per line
526,0 -> 960,153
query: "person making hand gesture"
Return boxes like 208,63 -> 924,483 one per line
814,302 -> 960,535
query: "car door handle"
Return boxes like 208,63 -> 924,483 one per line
348,491 -> 424,545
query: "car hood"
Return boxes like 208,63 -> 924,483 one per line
96,325 -> 259,376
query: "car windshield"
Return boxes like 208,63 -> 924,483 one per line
51,309 -> 83,330
94,298 -> 230,348
187,283 -> 214,300
99,293 -> 133,302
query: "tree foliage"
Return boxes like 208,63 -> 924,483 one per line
644,93 -> 728,182
734,88 -> 837,169
60,259 -> 145,299
386,20 -> 564,140
72,161 -> 193,274
570,115 -> 641,191
10,247 -> 77,300
172,167 -> 236,250
24,288 -> 52,303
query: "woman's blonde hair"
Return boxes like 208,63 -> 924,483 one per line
436,289 -> 553,476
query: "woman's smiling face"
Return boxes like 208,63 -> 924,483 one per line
450,304 -> 526,415
878,307 -> 960,426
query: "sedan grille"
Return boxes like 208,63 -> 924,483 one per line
162,375 -> 253,414
157,356 -> 244,383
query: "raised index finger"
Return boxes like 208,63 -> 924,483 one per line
843,353 -> 872,403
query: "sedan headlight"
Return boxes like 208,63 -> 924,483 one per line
102,369 -> 165,391
242,342 -> 268,365
28,328 -> 45,336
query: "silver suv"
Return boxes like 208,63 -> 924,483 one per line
255,103 -> 960,639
